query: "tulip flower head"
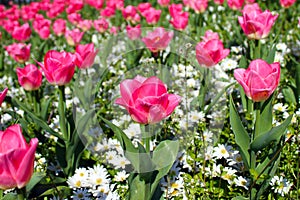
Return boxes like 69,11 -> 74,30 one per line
142,27 -> 173,53
280,0 -> 296,8
0,124 -> 38,190
5,43 -> 31,63
38,50 -> 76,86
75,43 -> 99,69
65,28 -> 84,46
16,64 -> 42,91
126,24 -> 141,40
238,5 -> 278,40
234,59 -> 280,102
115,75 -> 181,124
11,23 -> 31,42
196,30 -> 230,67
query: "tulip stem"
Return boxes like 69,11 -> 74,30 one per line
58,86 -> 68,141
16,187 -> 26,200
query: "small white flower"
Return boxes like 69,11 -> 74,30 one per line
234,176 -> 249,190
273,103 -> 288,112
213,144 -> 231,159
124,123 -> 141,139
270,175 -> 293,196
114,171 -> 129,182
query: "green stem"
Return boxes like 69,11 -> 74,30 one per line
16,187 -> 26,200
0,190 -> 3,198
58,86 -> 68,141
141,125 -> 150,152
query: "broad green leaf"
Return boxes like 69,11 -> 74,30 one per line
229,95 -> 250,169
282,86 -> 297,104
151,140 -> 179,196
255,96 -> 273,137
238,55 -> 247,69
250,115 -> 292,152
26,172 -> 46,193
1,193 -> 17,200
265,45 -> 276,63
40,97 -> 53,121
39,186 -> 70,197
127,174 -> 147,200
232,196 -> 249,200
152,140 -> 179,171
136,143 -> 155,175
255,148 -> 281,199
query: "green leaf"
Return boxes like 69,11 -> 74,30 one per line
12,99 -> 63,141
136,142 -> 155,176
151,140 -> 179,196
26,172 -> 46,193
238,55 -> 247,69
229,95 -> 250,169
282,86 -> 297,104
40,97 -> 53,121
250,115 -> 292,152
265,45 -> 276,63
255,96 -> 273,137
39,186 -> 70,197
232,196 -> 249,200
152,140 -> 179,171
127,174 -> 147,200
0,193 -> 17,200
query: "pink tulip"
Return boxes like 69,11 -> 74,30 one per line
115,75 -> 181,124
93,18 -> 109,33
5,43 -> 31,63
77,20 -> 92,32
214,0 -> 224,4
0,124 -> 38,190
38,50 -> 76,85
106,0 -> 124,10
234,59 -> 280,102
238,7 -> 278,40
142,27 -> 173,53
20,4 -> 38,21
137,2 -> 152,13
242,3 -> 261,13
2,19 -> 19,34
65,29 -> 84,46
169,3 -> 183,18
67,13 -> 83,25
183,0 -> 208,13
122,5 -> 138,21
16,64 -> 42,91
202,30 -> 219,41
52,19 -> 66,36
86,0 -> 104,9
280,0 -> 296,8
33,18 -> 51,39
158,0 -> 170,7
126,24 -> 141,40
142,7 -> 161,24
66,0 -> 83,14
0,88 -> 8,106
196,33 -> 230,67
46,1 -> 65,18
100,7 -> 116,18
11,23 -> 31,42
170,12 -> 189,31
75,43 -> 99,69
227,0 -> 244,10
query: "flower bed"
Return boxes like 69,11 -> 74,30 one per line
0,0 -> 299,199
